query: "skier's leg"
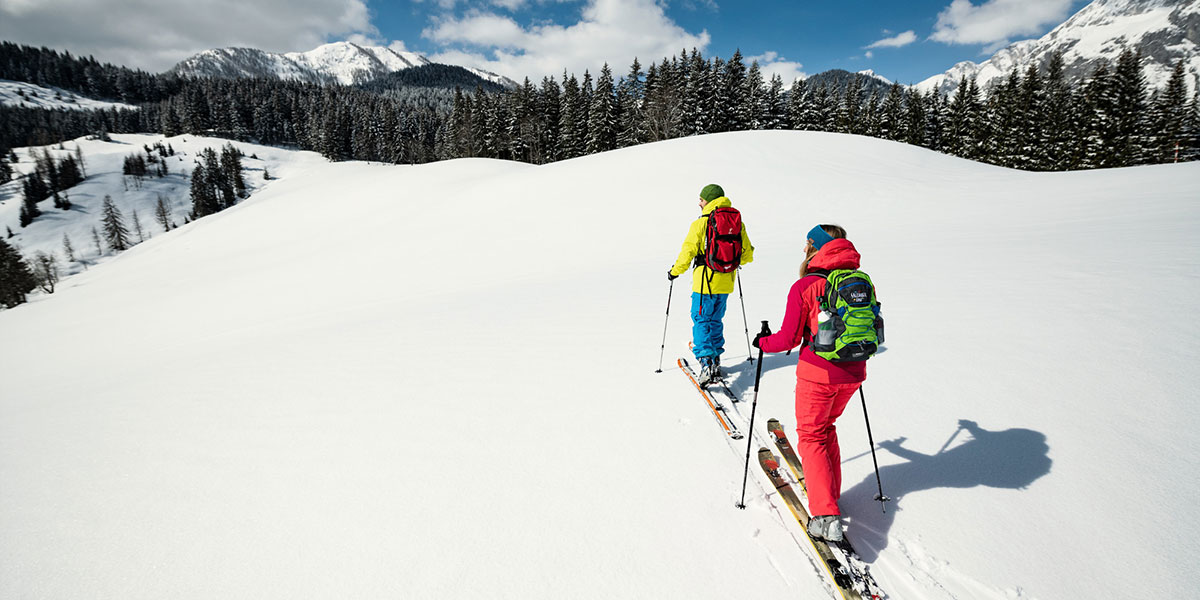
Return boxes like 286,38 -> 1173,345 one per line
690,292 -> 708,360
795,379 -> 843,516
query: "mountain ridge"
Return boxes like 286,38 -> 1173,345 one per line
169,41 -> 518,89
917,0 -> 1200,95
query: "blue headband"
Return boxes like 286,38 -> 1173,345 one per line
807,225 -> 835,250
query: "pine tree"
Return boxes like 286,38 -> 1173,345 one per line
91,226 -> 103,257
1081,62 -> 1118,168
617,58 -> 646,148
878,83 -> 905,141
682,51 -> 712,135
0,238 -> 36,308
587,64 -> 617,153
539,77 -> 562,159
722,50 -> 749,131
643,61 -> 678,142
786,78 -> 809,129
74,144 -> 86,177
904,89 -> 926,148
20,172 -> 46,227
862,89 -> 881,137
1185,85 -> 1200,162
837,75 -> 864,134
62,232 -> 75,262
154,195 -> 174,231
1150,59 -> 1189,164
558,74 -> 584,160
1110,49 -> 1148,166
132,208 -> 146,243
100,195 -> 130,251
743,61 -> 766,130
1041,52 -> 1074,170
762,74 -> 785,130
1016,63 -> 1043,169
189,163 -> 218,218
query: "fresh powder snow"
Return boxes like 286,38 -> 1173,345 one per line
1,130 -> 1198,599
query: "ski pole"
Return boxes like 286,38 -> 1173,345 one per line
936,422 -> 965,455
737,269 -> 753,363
655,278 -> 675,373
859,385 -> 892,512
736,320 -> 770,509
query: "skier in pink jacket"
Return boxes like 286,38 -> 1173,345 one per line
753,224 -> 863,543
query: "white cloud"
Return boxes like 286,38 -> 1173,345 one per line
930,0 -> 1074,46
747,51 -> 806,86
0,0 -> 378,72
422,0 -> 711,81
865,50 -> 874,59
866,30 -> 917,49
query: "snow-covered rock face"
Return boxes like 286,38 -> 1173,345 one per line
169,42 -> 517,88
918,0 -> 1200,95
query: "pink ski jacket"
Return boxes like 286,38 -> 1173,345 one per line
757,238 -> 868,385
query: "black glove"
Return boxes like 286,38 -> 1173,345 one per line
667,270 -> 679,281
752,325 -> 773,349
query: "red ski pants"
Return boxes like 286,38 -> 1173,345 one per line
794,379 -> 861,516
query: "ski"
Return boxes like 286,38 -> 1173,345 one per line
765,420 -> 884,598
758,447 -> 866,600
767,418 -> 805,487
677,357 -> 743,440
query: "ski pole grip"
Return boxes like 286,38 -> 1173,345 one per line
759,320 -> 770,335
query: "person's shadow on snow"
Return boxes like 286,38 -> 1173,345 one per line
842,419 -> 1051,562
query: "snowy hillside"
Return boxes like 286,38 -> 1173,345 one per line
1,131 -> 1198,599
919,0 -> 1200,95
0,134 -> 313,279
170,41 -> 518,88
0,79 -> 138,111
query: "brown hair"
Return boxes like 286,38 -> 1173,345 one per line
800,224 -> 848,277
818,224 -> 847,240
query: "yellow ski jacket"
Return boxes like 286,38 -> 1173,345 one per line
669,197 -> 754,294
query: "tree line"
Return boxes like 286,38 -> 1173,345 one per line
2,42 -> 1196,173
445,48 -> 1199,170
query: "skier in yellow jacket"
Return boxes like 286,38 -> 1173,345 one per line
668,184 -> 754,384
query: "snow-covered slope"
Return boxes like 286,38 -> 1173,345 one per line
170,41 -> 517,88
919,0 -> 1200,95
0,79 -> 138,111
1,131 -> 1198,599
0,134 -> 311,278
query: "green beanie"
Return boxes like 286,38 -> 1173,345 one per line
699,184 -> 725,202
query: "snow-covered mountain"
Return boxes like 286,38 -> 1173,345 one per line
918,0 -> 1200,95
170,41 -> 517,88
2,130 -> 1198,599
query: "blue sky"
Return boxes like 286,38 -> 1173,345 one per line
0,0 -> 1092,84
369,0 -> 1091,84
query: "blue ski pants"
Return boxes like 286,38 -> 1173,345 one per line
690,292 -> 729,361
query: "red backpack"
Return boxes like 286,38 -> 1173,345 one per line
703,207 -> 743,273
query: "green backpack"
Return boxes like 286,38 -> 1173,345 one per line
811,269 -> 884,362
